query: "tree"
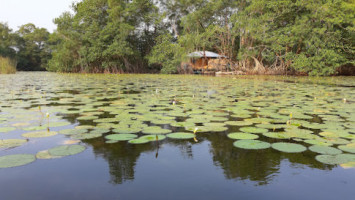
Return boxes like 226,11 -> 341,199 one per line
232,0 -> 355,75
16,23 -> 50,71
0,22 -> 17,58
48,0 -> 162,73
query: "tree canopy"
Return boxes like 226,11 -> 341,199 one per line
0,0 -> 354,75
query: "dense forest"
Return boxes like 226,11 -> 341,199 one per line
1,0 -> 354,75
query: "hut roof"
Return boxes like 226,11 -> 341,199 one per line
188,51 -> 226,58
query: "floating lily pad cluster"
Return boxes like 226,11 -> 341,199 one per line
0,73 -> 355,168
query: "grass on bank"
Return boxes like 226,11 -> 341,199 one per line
0,57 -> 16,74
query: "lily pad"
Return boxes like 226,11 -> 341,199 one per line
128,135 -> 166,144
303,139 -> 332,146
59,129 -> 87,135
113,127 -> 141,134
128,138 -> 150,144
0,127 -> 16,133
167,132 -> 195,139
340,162 -> 355,169
319,131 -> 339,138
224,121 -> 253,126
75,125 -> 94,130
338,143 -> 355,153
271,142 -> 306,153
36,150 -> 63,159
48,145 -> 86,157
227,132 -> 259,140
48,121 -> 71,127
140,135 -> 166,141
22,126 -> 48,131
309,145 -> 342,155
170,121 -> 195,128
142,126 -> 172,134
0,154 -> 36,168
315,154 -> 355,165
105,134 -> 138,141
263,132 -> 291,139
240,127 -> 268,134
71,133 -> 103,140
0,139 -> 27,148
233,140 -> 271,150
22,131 -> 57,138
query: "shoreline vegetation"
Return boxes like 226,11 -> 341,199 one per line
1,0 -> 354,76
0,57 -> 16,74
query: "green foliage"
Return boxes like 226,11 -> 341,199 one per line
0,22 -> 51,71
231,0 -> 354,75
0,23 -> 17,59
2,0 -> 353,75
48,0 -> 162,73
147,34 -> 184,74
16,23 -> 51,71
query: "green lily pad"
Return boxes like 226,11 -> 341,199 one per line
233,140 -> 271,150
105,134 -> 137,141
338,143 -> 355,153
59,129 -> 87,135
48,145 -> 86,157
256,124 -> 287,129
75,125 -> 94,130
94,118 -> 117,123
151,119 -> 175,125
22,131 -> 57,138
271,142 -> 306,153
263,132 -> 291,139
71,133 -> 103,140
0,154 -> 36,168
240,127 -> 268,134
167,132 -> 195,139
128,135 -> 166,144
113,127 -> 141,134
303,139 -> 332,146
0,139 -> 27,148
0,127 -> 16,132
224,121 -> 253,126
22,126 -> 47,131
170,121 -> 195,128
140,135 -> 166,141
142,126 -> 172,134
323,137 -> 350,145
48,121 -> 71,127
203,122 -> 226,127
227,132 -> 259,140
205,125 -> 228,132
309,145 -> 342,155
128,138 -> 150,144
315,154 -> 355,165
36,150 -> 63,159
340,162 -> 355,169
319,131 -> 339,138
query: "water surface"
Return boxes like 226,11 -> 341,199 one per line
0,72 -> 354,200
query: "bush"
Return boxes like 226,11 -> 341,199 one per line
0,57 -> 16,74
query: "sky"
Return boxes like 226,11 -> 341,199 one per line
0,0 -> 77,32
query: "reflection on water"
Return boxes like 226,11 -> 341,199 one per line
0,72 -> 354,199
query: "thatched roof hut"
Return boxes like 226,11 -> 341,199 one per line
186,51 -> 227,71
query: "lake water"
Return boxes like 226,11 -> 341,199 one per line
0,72 -> 354,200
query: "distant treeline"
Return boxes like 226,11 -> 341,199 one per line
1,0 -> 354,75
